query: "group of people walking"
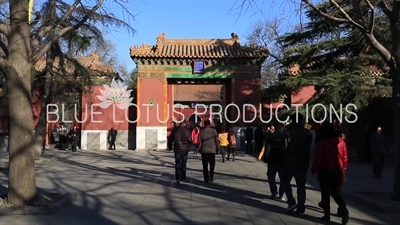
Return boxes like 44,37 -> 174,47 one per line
167,119 -> 237,185
258,113 -> 349,224
167,113 -> 393,225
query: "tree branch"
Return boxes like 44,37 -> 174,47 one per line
37,0 -> 83,38
301,0 -> 366,32
29,12 -> 42,29
0,22 -> 10,37
31,0 -> 105,63
301,0 -> 392,67
0,39 -> 8,57
301,0 -> 348,23
328,0 -> 366,31
365,0 -> 376,34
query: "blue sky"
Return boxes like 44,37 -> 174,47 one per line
106,0 -> 301,72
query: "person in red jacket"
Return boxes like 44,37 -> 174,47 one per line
311,121 -> 349,225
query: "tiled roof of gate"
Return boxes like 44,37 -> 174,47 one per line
34,52 -> 115,77
130,32 -> 269,59
174,85 -> 222,102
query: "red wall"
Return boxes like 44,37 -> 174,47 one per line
233,78 -> 260,125
81,85 -> 129,131
137,78 -> 164,127
0,86 -> 54,142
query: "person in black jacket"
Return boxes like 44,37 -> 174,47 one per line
107,128 -> 118,150
245,125 -> 254,153
281,113 -> 312,215
264,123 -> 287,201
168,120 -> 191,185
67,126 -> 79,152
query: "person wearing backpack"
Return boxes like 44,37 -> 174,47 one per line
219,128 -> 229,163
227,127 -> 237,161
191,124 -> 201,155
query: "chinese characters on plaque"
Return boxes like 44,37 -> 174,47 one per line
193,60 -> 204,74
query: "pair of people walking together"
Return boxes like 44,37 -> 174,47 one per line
168,119 -> 220,184
218,128 -> 237,162
264,114 -> 349,224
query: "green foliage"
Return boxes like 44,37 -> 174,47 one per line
276,0 -> 391,114
127,68 -> 138,90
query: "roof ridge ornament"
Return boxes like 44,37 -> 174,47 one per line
156,32 -> 166,45
231,33 -> 240,43
154,32 -> 166,52
231,33 -> 240,49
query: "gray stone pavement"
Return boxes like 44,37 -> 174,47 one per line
0,149 -> 399,225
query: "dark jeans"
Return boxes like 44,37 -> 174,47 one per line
174,151 -> 188,181
109,140 -> 116,150
220,146 -> 227,162
267,164 -> 285,196
245,141 -> 253,153
201,153 -> 216,181
281,167 -> 307,212
373,154 -> 385,177
227,147 -> 235,160
319,181 -> 348,217
70,137 -> 77,151
59,135 -> 66,149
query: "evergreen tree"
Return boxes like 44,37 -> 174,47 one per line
276,1 -> 391,115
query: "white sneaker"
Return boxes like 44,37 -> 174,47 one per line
281,196 -> 287,201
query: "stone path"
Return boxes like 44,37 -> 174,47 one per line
0,149 -> 399,225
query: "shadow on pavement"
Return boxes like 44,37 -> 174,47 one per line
0,149 -> 396,225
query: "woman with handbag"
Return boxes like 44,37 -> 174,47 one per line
311,121 -> 349,224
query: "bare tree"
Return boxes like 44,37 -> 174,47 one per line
235,0 -> 400,200
87,40 -> 130,78
246,18 -> 302,88
246,18 -> 284,88
0,0 -> 135,206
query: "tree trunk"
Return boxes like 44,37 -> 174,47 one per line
33,52 -> 55,159
6,0 -> 37,206
390,1 -> 400,199
392,67 -> 400,200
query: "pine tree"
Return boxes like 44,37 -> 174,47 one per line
277,1 -> 391,116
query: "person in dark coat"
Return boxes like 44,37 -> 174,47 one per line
245,125 -> 254,153
264,123 -> 287,201
311,121 -> 349,224
57,122 -> 68,149
67,126 -> 79,152
168,120 -> 191,185
281,113 -> 312,215
199,119 -> 220,183
370,126 -> 391,178
108,128 -> 118,150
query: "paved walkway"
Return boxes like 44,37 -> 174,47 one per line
0,150 -> 398,225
